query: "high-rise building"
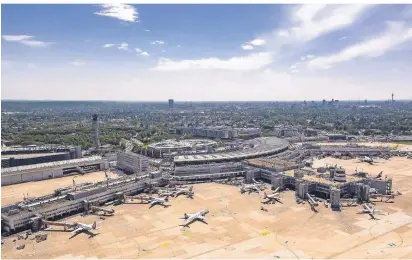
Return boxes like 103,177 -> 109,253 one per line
168,99 -> 174,109
92,114 -> 101,151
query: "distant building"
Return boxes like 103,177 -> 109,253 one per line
117,152 -> 149,174
168,99 -> 174,109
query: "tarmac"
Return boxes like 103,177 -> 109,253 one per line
2,169 -> 412,259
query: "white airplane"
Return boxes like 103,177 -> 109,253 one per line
174,186 -> 194,198
240,184 -> 260,194
148,197 -> 170,208
359,156 -> 374,165
70,221 -> 101,237
261,188 -> 282,204
43,220 -> 101,238
180,210 -> 209,227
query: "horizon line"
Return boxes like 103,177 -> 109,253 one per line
2,99 -> 410,103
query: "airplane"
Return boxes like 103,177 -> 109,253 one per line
69,221 -> 102,238
180,210 -> 209,228
359,156 -> 374,165
370,191 -> 401,202
148,197 -> 170,208
261,188 -> 282,204
240,184 -> 260,194
42,220 -> 101,238
174,186 -> 194,198
357,204 -> 384,220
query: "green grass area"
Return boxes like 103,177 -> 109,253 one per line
391,141 -> 412,145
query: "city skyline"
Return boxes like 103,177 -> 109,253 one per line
2,4 -> 412,101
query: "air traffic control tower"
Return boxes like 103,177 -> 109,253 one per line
92,114 -> 101,151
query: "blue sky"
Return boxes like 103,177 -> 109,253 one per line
2,4 -> 412,101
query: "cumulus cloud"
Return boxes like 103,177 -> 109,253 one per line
241,38 -> 266,50
308,21 -> 412,69
249,39 -> 266,46
118,42 -> 129,51
152,52 -> 274,71
102,43 -> 115,48
94,4 -> 139,22
135,48 -> 150,56
2,35 -> 54,47
151,40 -> 165,45
241,44 -> 254,50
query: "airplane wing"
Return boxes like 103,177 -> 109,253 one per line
71,227 -> 84,234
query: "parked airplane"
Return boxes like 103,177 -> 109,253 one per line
240,184 -> 260,194
148,197 -> 170,208
359,156 -> 374,165
174,186 -> 194,198
261,188 -> 282,204
42,220 -> 101,238
180,210 -> 209,227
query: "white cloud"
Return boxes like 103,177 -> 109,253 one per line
177,45 -> 181,48
70,60 -> 86,66
308,21 -> 412,70
249,39 -> 266,46
291,69 -> 300,73
102,43 -> 115,48
300,56 -> 306,61
135,48 -> 149,56
152,52 -> 273,71
277,4 -> 373,42
118,42 -> 129,51
151,40 -> 165,45
2,35 -> 54,47
94,4 -> 139,23
290,65 -> 297,69
145,29 -> 150,32
306,54 -> 315,59
339,36 -> 348,40
2,35 -> 32,41
241,44 -> 254,50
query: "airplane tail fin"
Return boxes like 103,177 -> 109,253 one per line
92,221 -> 97,230
184,213 -> 189,219
263,192 -> 268,199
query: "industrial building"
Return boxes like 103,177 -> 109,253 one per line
1,156 -> 108,186
116,152 -> 149,174
1,145 -> 82,168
